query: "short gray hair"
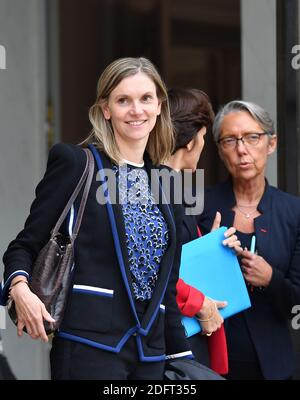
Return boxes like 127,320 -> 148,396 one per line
212,100 -> 275,142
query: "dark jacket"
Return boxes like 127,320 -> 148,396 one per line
197,179 -> 300,379
1,143 -> 192,362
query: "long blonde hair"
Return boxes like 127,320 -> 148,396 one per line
82,57 -> 174,165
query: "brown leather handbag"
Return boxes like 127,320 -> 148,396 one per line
7,148 -> 94,334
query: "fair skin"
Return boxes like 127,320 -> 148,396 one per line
9,278 -> 54,342
218,111 -> 277,288
10,71 -> 162,342
102,71 -> 161,164
165,127 -> 207,172
166,126 -> 243,335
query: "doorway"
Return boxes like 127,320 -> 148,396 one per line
56,0 -> 241,187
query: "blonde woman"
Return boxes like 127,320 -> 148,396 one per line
1,58 -> 192,379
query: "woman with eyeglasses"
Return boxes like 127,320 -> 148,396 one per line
197,100 -> 300,380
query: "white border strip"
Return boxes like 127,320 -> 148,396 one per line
68,205 -> 74,236
165,350 -> 193,360
3,270 -> 29,287
73,284 -> 114,295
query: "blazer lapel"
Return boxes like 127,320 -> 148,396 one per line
254,183 -> 272,258
89,145 -> 139,324
90,147 -> 184,333
182,214 -> 198,241
111,202 -> 136,298
139,162 -> 177,333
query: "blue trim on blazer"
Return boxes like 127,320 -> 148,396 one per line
57,327 -> 137,353
140,172 -> 177,335
88,144 -> 140,327
0,271 -> 29,305
72,288 -> 114,297
135,335 -> 166,362
87,146 -> 180,341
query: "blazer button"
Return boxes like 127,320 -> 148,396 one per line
133,332 -> 137,336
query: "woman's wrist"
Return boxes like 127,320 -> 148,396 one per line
9,278 -> 29,292
197,311 -> 214,322
9,279 -> 30,302
196,297 -> 217,321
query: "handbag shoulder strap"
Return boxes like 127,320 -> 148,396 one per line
72,149 -> 94,239
88,144 -> 140,325
52,148 -> 94,239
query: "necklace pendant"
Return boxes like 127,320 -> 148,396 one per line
246,213 -> 250,218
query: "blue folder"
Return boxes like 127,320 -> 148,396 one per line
179,227 -> 251,338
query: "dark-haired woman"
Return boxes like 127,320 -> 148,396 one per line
165,88 -> 242,374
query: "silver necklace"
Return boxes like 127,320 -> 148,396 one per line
236,205 -> 257,219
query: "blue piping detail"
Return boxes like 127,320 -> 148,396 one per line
135,335 -> 166,362
186,354 -> 195,359
0,271 -> 29,305
57,327 -> 137,353
165,353 -> 194,361
72,288 -> 113,298
88,144 -> 140,326
139,174 -> 177,335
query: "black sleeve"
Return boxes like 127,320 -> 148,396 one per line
164,203 -> 193,358
1,143 -> 86,303
264,213 -> 300,319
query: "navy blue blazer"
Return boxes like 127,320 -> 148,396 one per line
197,179 -> 300,379
1,143 -> 192,362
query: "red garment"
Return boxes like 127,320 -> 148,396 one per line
176,226 -> 229,374
176,279 -> 228,374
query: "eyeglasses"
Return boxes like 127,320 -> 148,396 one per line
217,132 -> 269,150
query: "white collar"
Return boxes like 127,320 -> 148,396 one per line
122,159 -> 144,168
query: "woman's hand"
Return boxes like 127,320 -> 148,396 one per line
211,211 -> 243,254
240,249 -> 273,288
196,296 -> 227,336
222,227 -> 243,254
9,279 -> 55,343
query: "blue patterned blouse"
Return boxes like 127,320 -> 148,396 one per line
113,162 -> 169,301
